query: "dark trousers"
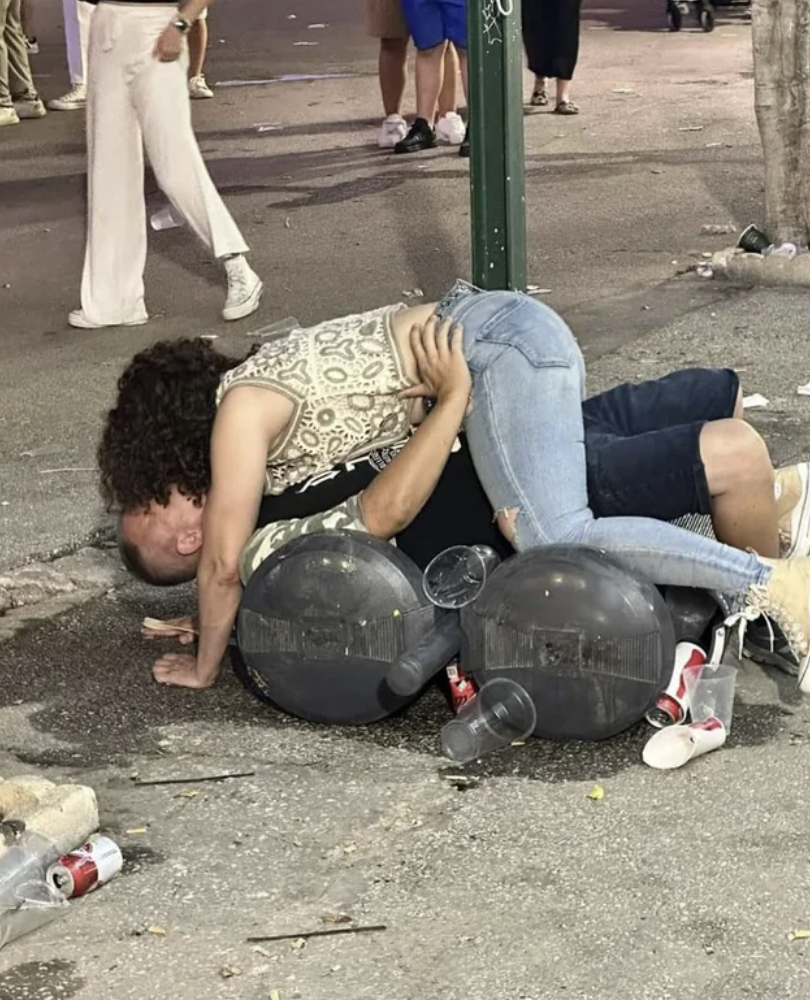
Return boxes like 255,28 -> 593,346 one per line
522,0 -> 582,81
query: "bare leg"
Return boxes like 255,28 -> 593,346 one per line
437,41 -> 457,117
556,78 -> 572,104
415,44 -> 446,124
457,47 -> 468,100
378,36 -> 408,116
702,418 -> 778,557
534,74 -> 548,95
188,17 -> 207,80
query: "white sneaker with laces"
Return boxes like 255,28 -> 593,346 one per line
68,309 -> 149,330
436,111 -> 466,146
0,106 -> 20,127
776,463 -> 810,558
189,75 -> 214,100
378,114 -> 407,149
223,256 -> 263,322
13,97 -> 46,119
727,557 -> 810,691
48,84 -> 87,112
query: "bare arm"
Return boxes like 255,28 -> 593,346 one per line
154,0 -> 214,61
153,386 -> 292,689
239,317 -> 472,575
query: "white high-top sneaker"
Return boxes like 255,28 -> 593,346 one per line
223,256 -> 263,322
775,463 -> 810,558
732,557 -> 810,691
48,84 -> 87,112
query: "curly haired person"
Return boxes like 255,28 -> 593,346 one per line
99,285 -> 810,694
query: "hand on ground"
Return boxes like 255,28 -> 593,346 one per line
153,653 -> 214,689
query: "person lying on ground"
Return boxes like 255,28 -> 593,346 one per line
97,285 -> 810,692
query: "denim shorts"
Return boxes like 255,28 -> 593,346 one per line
434,280 -> 739,522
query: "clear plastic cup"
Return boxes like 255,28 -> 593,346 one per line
441,678 -> 536,763
150,205 -> 185,231
423,545 -> 501,609
684,662 -> 737,731
245,317 -> 301,340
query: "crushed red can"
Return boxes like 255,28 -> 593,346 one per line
446,661 -> 478,714
47,835 -> 123,898
645,641 -> 707,729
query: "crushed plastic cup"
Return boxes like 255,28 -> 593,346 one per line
684,662 -> 737,731
441,678 -> 536,763
150,205 -> 185,231
642,717 -> 726,770
423,545 -> 500,609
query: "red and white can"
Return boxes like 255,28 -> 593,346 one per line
47,835 -> 123,898
646,641 -> 707,729
446,661 -> 478,714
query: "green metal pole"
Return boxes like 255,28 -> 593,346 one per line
467,0 -> 527,291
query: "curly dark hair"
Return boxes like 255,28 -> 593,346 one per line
98,338 -> 247,510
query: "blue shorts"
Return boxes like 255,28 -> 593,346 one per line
400,0 -> 467,50
583,367 -> 740,521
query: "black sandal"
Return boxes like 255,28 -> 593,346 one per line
553,100 -> 580,115
529,89 -> 549,107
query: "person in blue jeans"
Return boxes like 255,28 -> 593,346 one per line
395,0 -> 469,156
101,284 -> 810,692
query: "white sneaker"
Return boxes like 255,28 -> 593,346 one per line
13,97 -> 46,119
48,85 -> 87,112
436,111 -> 466,146
68,309 -> 149,330
223,256 -> 263,322
0,106 -> 20,127
378,114 -> 407,149
189,75 -> 214,100
776,463 -> 810,558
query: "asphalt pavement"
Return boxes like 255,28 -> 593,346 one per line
6,2 -> 810,999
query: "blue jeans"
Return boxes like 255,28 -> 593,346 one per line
435,283 -> 770,599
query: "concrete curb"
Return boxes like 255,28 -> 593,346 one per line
0,776 -> 99,856
0,546 -> 129,645
712,247 -> 810,288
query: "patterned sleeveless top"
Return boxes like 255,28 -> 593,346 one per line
216,304 -> 413,495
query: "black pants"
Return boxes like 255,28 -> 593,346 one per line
522,0 -> 583,82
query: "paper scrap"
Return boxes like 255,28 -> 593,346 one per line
526,285 -> 552,296
291,938 -> 307,951
743,393 -> 769,409
797,382 -> 810,397
678,125 -> 704,132
308,22 -> 328,28
789,929 -> 810,942
147,925 -> 167,937
176,789 -> 199,799
587,784 -> 605,801
270,990 -> 282,1000
220,966 -> 243,978
293,41 -> 318,46
126,827 -> 149,835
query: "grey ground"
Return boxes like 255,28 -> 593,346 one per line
4,1 -> 810,998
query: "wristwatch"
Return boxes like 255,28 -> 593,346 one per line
172,17 -> 192,34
